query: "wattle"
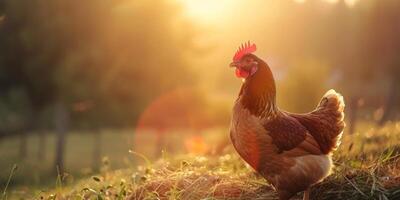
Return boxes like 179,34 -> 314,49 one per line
235,68 -> 249,78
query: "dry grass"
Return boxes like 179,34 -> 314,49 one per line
4,122 -> 400,200
127,151 -> 399,200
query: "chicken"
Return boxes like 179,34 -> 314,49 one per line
229,42 -> 345,200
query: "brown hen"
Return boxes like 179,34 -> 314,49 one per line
229,42 -> 345,200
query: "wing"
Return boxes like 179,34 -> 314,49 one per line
263,112 -> 322,155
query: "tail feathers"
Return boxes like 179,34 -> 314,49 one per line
319,89 -> 345,114
317,89 -> 345,151
289,89 -> 345,154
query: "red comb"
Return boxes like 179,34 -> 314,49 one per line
233,41 -> 257,62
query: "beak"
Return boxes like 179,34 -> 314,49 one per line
229,61 -> 238,68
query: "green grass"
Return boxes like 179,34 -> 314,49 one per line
0,130 -> 136,189
1,122 -> 400,199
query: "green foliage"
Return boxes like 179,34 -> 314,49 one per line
0,0 -> 197,129
0,88 -> 31,132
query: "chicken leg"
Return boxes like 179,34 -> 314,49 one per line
303,188 -> 310,200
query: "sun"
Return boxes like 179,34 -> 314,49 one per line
178,0 -> 236,24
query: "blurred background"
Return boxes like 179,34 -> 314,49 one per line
0,0 -> 399,190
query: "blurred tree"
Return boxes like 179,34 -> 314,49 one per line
361,0 -> 400,125
277,60 -> 330,113
0,0 -> 196,172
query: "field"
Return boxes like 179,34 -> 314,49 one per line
1,121 -> 400,200
1,0 -> 400,200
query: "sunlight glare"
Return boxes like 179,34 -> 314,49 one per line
179,0 -> 237,24
293,0 -> 306,4
324,0 -> 339,4
344,0 -> 359,7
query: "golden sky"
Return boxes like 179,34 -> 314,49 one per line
172,0 -> 361,102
